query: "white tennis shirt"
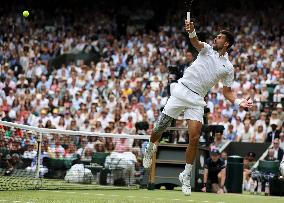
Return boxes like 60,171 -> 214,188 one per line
178,42 -> 234,97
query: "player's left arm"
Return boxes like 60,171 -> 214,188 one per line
223,86 -> 253,109
222,66 -> 253,109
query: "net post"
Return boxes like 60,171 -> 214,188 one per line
35,131 -> 43,178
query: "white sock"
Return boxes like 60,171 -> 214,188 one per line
184,163 -> 192,174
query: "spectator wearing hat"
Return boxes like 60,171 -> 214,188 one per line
269,110 -> 282,130
276,103 -> 284,121
49,108 -> 60,126
266,123 -> 281,143
255,112 -> 267,132
201,148 -> 226,194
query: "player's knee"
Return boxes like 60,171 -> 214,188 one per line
152,113 -> 173,135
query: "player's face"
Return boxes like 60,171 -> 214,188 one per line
213,34 -> 228,51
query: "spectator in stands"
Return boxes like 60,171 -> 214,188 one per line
255,113 -> 267,133
211,132 -> 226,149
64,143 -> 77,158
246,152 -> 256,168
22,143 -> 37,159
271,138 -> 284,161
266,124 -> 281,143
50,139 -> 65,158
252,125 -> 266,143
95,143 -> 106,153
280,132 -> 284,150
225,124 -> 237,141
276,104 -> 284,121
114,138 -> 130,153
265,148 -> 276,161
0,139 -> 9,159
270,110 -> 282,128
220,151 -> 228,166
81,148 -> 93,162
236,120 -> 254,142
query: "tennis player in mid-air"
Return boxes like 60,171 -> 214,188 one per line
143,19 -> 253,195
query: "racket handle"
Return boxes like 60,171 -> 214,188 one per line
187,12 -> 190,21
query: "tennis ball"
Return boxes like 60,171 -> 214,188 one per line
23,10 -> 29,18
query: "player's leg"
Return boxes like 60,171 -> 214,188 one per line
143,96 -> 185,168
179,119 -> 202,195
179,106 -> 203,195
143,113 -> 173,168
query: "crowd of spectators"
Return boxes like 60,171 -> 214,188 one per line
0,0 -> 283,177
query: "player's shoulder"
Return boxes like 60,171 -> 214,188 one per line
199,42 -> 213,55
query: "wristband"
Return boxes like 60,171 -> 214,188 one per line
188,30 -> 197,38
234,98 -> 242,107
203,183 -> 206,187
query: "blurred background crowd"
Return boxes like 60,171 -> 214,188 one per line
0,0 -> 283,174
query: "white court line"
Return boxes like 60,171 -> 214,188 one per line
187,200 -> 194,202
13,201 -> 21,203
110,195 -> 119,197
83,193 -> 89,195
172,199 -> 180,201
203,201 -> 209,203
52,191 -> 60,193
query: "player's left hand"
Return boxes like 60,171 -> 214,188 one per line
240,97 -> 253,109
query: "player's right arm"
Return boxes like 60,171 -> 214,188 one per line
184,20 -> 204,52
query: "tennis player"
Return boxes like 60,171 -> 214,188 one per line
143,20 -> 253,195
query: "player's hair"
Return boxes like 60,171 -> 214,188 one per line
220,30 -> 235,49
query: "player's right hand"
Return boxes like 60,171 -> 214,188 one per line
201,187 -> 206,192
184,20 -> 195,33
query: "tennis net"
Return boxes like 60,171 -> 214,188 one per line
0,120 -> 149,190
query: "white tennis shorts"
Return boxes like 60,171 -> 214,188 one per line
162,83 -> 206,123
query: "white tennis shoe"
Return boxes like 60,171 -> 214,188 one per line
179,170 -> 192,196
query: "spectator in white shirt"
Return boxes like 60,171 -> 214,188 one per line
22,144 -> 37,159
